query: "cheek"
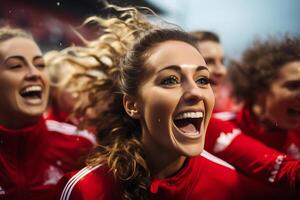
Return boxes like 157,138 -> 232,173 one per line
141,90 -> 179,132
264,90 -> 290,121
0,84 -> 19,114
0,76 -> 19,100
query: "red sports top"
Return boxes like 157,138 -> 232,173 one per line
0,117 -> 95,200
205,106 -> 300,193
57,153 -> 284,200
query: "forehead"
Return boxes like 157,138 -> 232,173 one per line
145,40 -> 206,71
0,37 -> 42,61
277,60 -> 300,80
196,41 -> 224,57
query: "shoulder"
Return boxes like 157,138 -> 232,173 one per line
200,150 -> 235,169
192,155 -> 269,199
194,153 -> 236,176
192,154 -> 248,187
206,114 -> 241,152
58,165 -> 121,200
45,119 -> 96,145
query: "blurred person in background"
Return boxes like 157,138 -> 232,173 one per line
0,26 -> 95,200
44,48 -> 101,127
189,31 -> 239,112
205,35 -> 300,195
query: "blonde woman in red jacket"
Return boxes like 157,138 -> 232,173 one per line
0,26 -> 95,200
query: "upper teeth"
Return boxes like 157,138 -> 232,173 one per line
175,112 -> 203,120
22,85 -> 42,93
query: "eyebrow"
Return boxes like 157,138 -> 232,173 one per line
157,64 -> 209,73
3,55 -> 43,63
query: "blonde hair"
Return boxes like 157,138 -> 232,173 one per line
0,26 -> 32,42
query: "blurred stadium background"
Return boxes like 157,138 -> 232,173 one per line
1,0 -> 299,59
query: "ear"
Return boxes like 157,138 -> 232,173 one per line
252,91 -> 267,117
123,94 -> 140,119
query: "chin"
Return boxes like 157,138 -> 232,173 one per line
179,143 -> 204,157
22,106 -> 46,118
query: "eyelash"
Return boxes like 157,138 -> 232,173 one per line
160,75 -> 179,86
9,64 -> 22,69
196,77 -> 210,86
8,63 -> 45,70
160,75 -> 210,87
35,63 -> 45,69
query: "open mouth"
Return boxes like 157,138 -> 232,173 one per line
173,111 -> 203,137
19,85 -> 43,103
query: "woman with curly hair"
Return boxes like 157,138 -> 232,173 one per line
205,36 -> 300,195
55,5 -> 280,200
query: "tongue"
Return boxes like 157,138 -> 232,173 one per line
176,121 -> 197,133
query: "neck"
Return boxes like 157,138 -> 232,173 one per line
0,115 -> 41,129
142,133 -> 186,179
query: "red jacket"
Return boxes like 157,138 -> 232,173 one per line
56,153 -> 284,200
205,106 -> 300,192
235,106 -> 300,158
0,117 -> 95,200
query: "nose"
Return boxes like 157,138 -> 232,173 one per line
25,64 -> 41,80
182,80 -> 203,104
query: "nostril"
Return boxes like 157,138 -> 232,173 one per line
25,71 -> 41,80
183,91 -> 202,104
186,97 -> 201,105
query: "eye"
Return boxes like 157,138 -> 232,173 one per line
8,64 -> 22,69
35,63 -> 45,69
33,57 -> 45,69
160,75 -> 179,86
286,81 -> 300,90
196,76 -> 210,86
205,58 -> 215,66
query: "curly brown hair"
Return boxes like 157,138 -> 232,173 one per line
228,35 -> 300,105
64,4 -> 198,200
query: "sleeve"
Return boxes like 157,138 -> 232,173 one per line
205,117 -> 300,192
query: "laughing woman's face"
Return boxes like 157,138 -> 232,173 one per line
0,37 -> 49,128
129,40 -> 215,157
255,60 -> 300,130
